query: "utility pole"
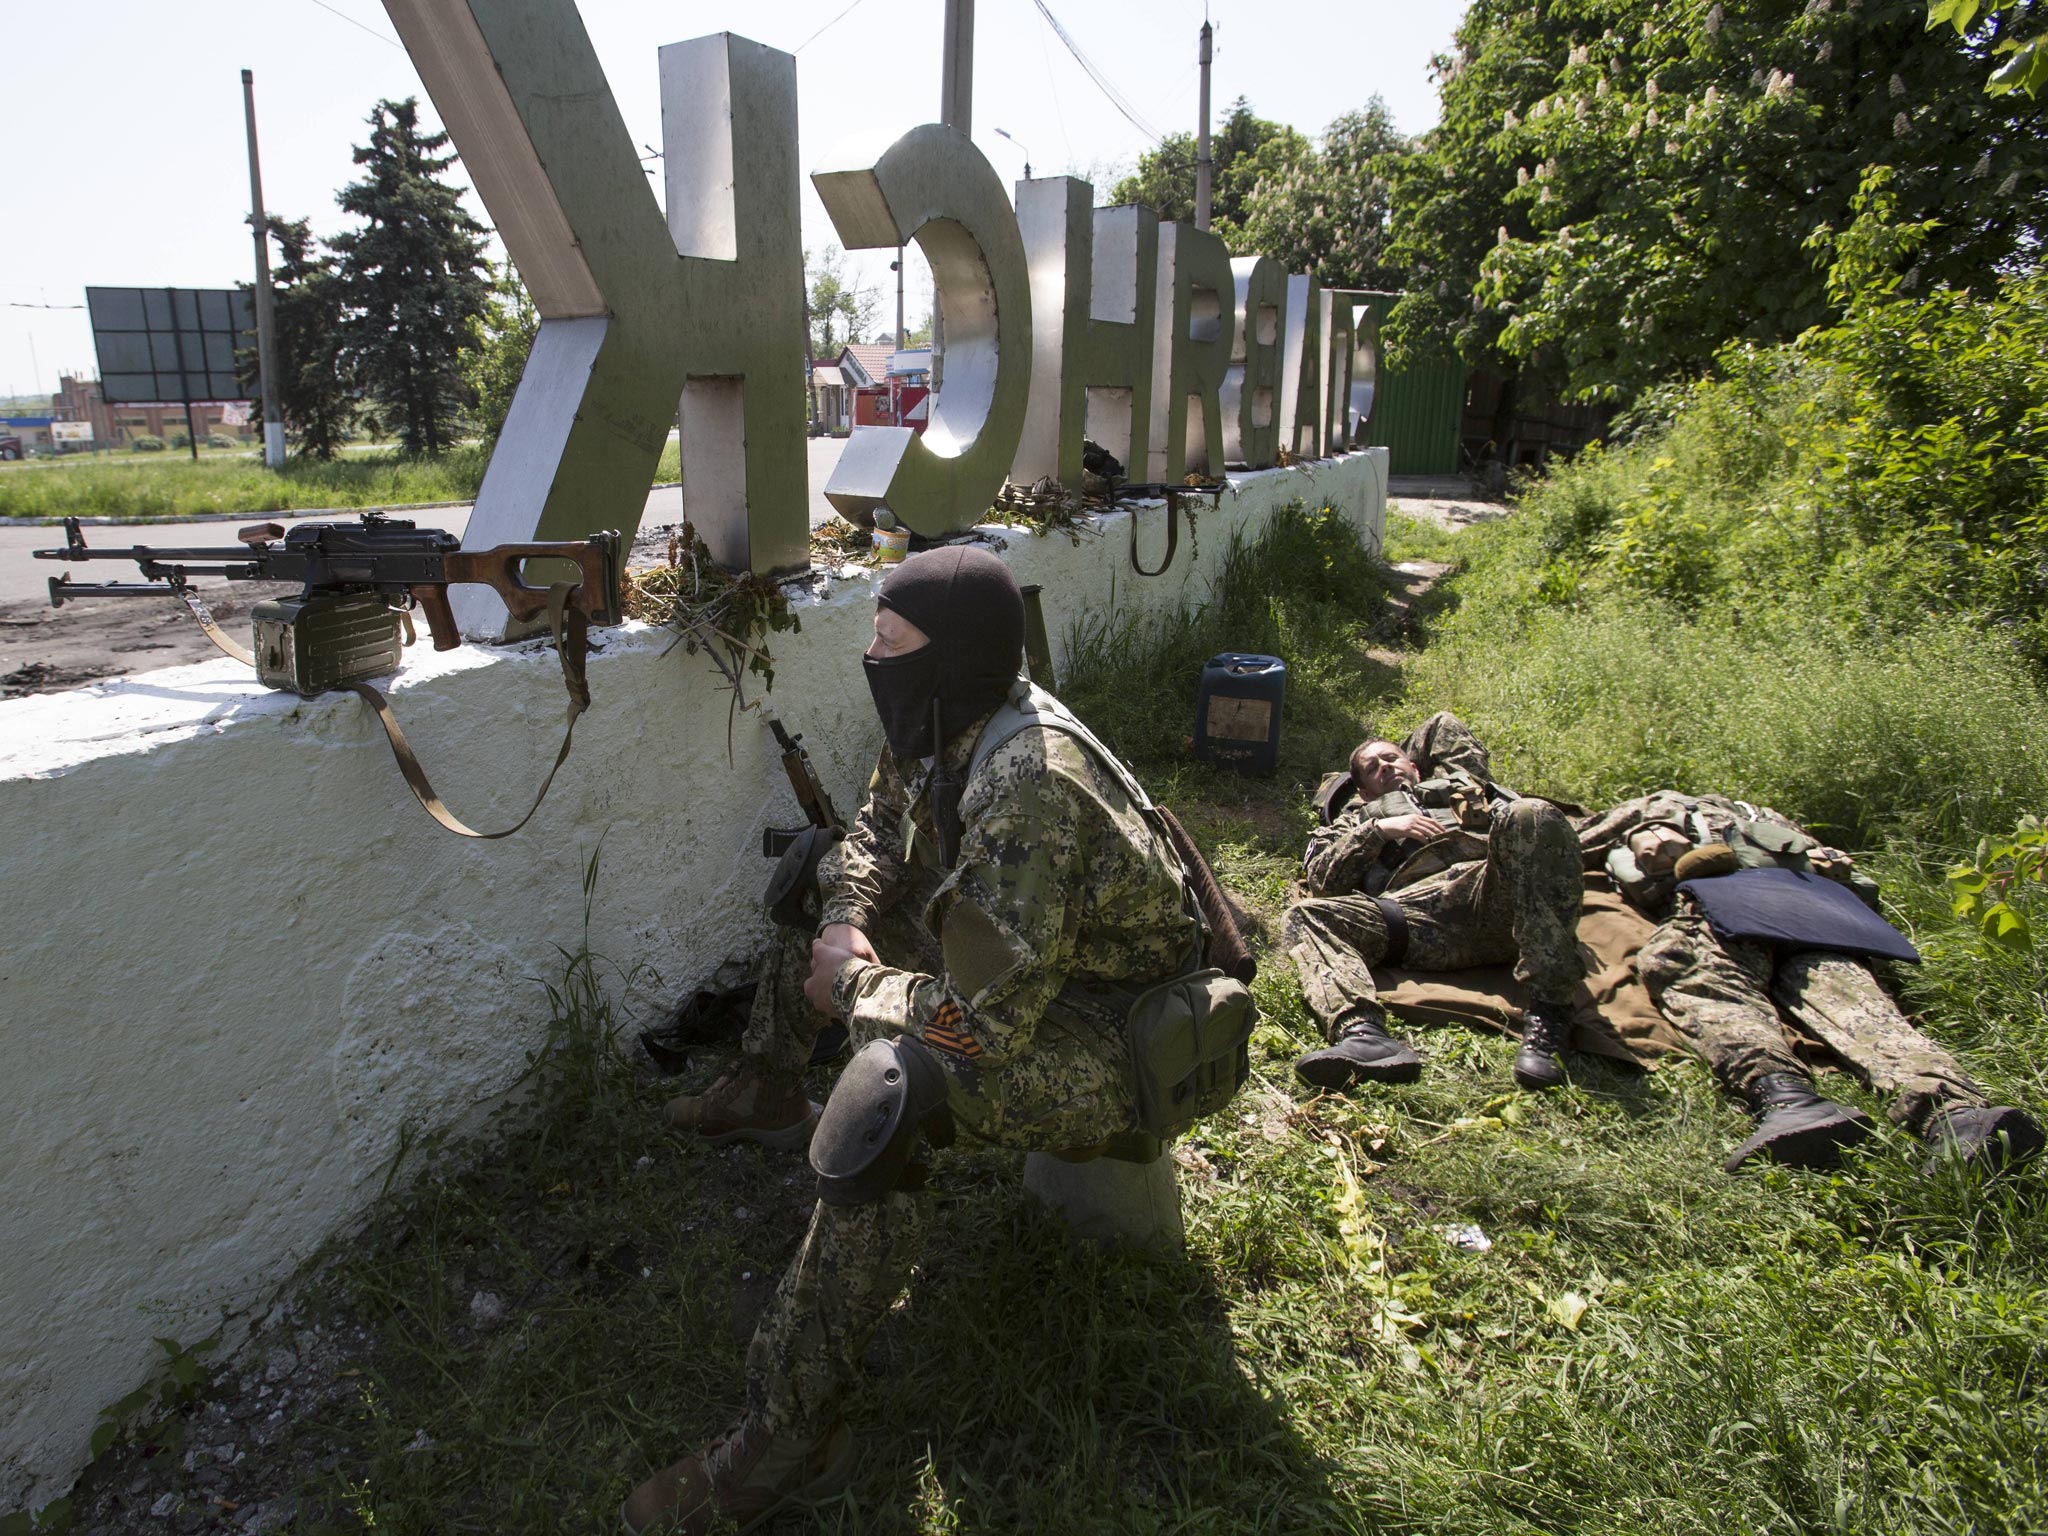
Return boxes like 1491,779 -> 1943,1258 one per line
242,69 -> 285,469
893,250 -> 906,351
934,0 -> 974,393
1195,21 -> 1214,230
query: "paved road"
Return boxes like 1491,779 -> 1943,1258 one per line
0,437 -> 849,606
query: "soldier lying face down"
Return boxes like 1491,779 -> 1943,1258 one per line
624,545 -> 1212,1536
1283,711 -> 1586,1092
1581,791 -> 2045,1176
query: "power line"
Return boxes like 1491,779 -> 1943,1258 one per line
7,301 -> 84,310
1028,0 -> 1162,144
304,0 -> 404,50
796,0 -> 873,53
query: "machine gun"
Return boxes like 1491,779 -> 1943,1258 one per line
35,513 -> 624,838
39,512 -> 621,688
760,703 -> 845,930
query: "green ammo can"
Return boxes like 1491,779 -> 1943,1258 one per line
1193,653 -> 1286,775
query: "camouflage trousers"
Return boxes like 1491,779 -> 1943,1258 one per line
1282,798 -> 1586,1042
735,884 -> 1143,1439
1635,912 -> 1985,1132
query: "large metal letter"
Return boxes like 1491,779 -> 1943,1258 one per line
813,126 -> 1031,535
1278,273 -> 1325,459
1222,256 -> 1284,469
1339,297 -> 1383,446
383,4 -> 807,634
1013,179 -> 1157,491
1146,222 -> 1235,482
1320,290 -> 1356,456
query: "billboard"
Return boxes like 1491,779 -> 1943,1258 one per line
85,286 -> 255,405
51,422 -> 94,443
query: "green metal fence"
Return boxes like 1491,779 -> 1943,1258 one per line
1355,292 -> 1467,477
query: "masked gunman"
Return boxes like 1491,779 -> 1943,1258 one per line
1282,712 -> 1585,1092
625,546 -> 1213,1534
1581,792 -> 2044,1175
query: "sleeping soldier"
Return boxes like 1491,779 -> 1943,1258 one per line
1580,791 -> 2044,1174
623,546 -> 1210,1535
1282,712 -> 1586,1092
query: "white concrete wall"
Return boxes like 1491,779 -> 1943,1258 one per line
0,451 -> 1384,1507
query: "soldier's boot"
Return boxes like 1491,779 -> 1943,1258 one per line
664,1070 -> 821,1151
1725,1072 -> 1874,1174
1511,1001 -> 1573,1092
1921,1105 -> 2046,1177
1294,1008 -> 1423,1088
621,1415 -> 854,1535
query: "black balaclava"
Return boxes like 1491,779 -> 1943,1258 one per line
863,545 -> 1025,761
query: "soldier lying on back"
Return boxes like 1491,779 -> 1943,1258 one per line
1283,712 -> 1587,1092
1580,791 -> 2044,1174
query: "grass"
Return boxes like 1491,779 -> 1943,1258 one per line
29,502 -> 2048,1534
0,442 -> 684,522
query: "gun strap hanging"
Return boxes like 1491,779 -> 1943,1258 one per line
1129,492 -> 1181,577
185,581 -> 591,840
350,583 -> 590,839
178,586 -> 256,667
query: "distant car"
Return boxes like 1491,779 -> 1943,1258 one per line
0,436 -> 23,461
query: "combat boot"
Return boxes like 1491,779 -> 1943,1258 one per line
1725,1072 -> 1873,1173
665,1070 -> 821,1150
1921,1104 -> 2045,1176
1512,1001 -> 1572,1091
622,1415 -> 855,1535
1294,1008 -> 1423,1088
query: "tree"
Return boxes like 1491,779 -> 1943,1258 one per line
805,245 -> 877,358
244,215 -> 353,459
1928,0 -> 2048,96
1386,0 -> 2048,403
1230,99 -> 1411,290
1110,98 -> 1306,229
331,98 -> 491,454
461,261 -> 537,444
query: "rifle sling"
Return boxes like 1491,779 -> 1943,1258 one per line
188,580 -> 592,840
351,583 -> 590,839
1129,494 -> 1180,577
179,586 -> 257,667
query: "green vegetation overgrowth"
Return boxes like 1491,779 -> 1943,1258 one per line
0,442 -> 684,522
35,502 -> 2043,1533
1400,266 -> 2048,845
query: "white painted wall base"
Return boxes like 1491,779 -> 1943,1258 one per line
0,451 -> 1384,1508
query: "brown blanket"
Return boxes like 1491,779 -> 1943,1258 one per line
1376,881 -> 1684,1066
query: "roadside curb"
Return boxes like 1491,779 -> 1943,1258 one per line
0,483 -> 683,529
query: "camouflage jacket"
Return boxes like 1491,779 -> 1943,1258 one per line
1575,791 -> 1873,915
821,703 -> 1199,1068
1300,712 -> 1503,898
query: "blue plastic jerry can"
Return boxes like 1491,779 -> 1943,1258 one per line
1193,653 -> 1286,775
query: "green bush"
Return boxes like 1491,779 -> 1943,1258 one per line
206,433 -> 236,449
1507,269 -> 2048,666
169,434 -> 190,450
129,435 -> 166,453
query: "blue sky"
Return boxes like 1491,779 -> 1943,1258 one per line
0,0 -> 1470,400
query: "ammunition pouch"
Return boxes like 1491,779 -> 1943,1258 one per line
1125,968 -> 1257,1141
810,1038 -> 957,1206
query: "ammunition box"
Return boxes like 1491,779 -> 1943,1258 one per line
251,592 -> 404,695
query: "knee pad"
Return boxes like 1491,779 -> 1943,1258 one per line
810,1037 -> 957,1206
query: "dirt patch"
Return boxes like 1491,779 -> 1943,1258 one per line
0,585 -> 297,699
1387,496 -> 1506,531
